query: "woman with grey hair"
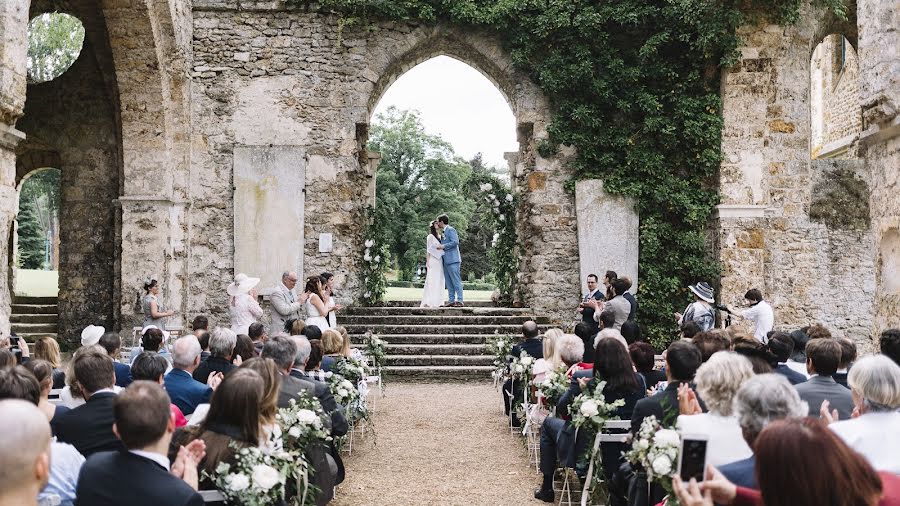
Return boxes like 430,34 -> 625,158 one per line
676,351 -> 755,467
718,373 -> 808,487
556,334 -> 585,370
825,354 -> 900,474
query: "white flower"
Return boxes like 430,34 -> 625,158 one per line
580,399 -> 600,418
325,371 -> 334,378
365,239 -> 375,248
251,464 -> 281,490
651,456 -> 672,476
499,214 -> 505,221
654,429 -> 681,448
636,438 -> 650,451
288,426 -> 302,438
374,255 -> 380,263
364,291 -> 371,298
505,194 -> 513,202
337,388 -> 349,398
341,380 -> 355,390
514,364 -> 525,373
480,183 -> 492,191
295,409 -> 318,425
225,473 -> 250,492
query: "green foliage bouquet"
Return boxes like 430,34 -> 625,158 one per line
334,357 -> 369,386
509,350 -> 535,381
363,331 -> 387,371
625,415 -> 682,504
569,381 -> 626,430
535,367 -> 570,411
277,394 -> 330,453
210,445 -> 312,506
325,371 -> 368,424
487,333 -> 514,382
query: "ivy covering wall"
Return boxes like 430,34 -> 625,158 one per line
293,0 -> 845,346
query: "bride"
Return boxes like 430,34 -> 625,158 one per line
420,220 -> 445,308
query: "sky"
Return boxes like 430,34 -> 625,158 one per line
371,55 -> 519,170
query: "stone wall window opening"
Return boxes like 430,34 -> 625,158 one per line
809,34 -> 861,160
13,168 -> 61,297
26,12 -> 86,84
367,54 -> 519,291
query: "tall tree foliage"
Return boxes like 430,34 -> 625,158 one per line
16,199 -> 45,269
17,170 -> 61,270
27,12 -> 85,83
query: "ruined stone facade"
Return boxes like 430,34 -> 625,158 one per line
810,34 -> 862,158
0,0 -> 896,348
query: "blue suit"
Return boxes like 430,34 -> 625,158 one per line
164,369 -> 212,415
113,362 -> 132,388
719,455 -> 756,488
441,225 -> 463,303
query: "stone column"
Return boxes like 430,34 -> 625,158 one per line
0,0 -> 29,334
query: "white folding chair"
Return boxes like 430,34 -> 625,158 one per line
199,490 -> 225,503
522,388 -> 542,470
557,419 -> 630,506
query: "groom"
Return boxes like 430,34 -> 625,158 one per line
436,214 -> 464,307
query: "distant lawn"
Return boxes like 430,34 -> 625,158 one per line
15,269 -> 58,297
385,286 -> 493,302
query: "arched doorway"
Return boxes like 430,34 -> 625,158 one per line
13,167 -> 61,297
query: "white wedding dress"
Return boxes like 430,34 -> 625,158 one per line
420,234 -> 445,307
305,296 -> 331,329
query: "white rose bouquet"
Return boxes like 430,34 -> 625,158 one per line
276,393 -> 330,453
211,445 -> 312,506
325,371 -> 367,423
624,415 -> 682,503
364,331 -> 387,374
487,334 -> 514,382
334,357 -> 369,385
535,367 -> 569,410
509,351 -> 535,381
568,380 -> 626,430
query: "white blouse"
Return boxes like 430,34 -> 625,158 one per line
229,293 -> 263,335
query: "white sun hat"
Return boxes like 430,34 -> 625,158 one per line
80,325 -> 105,347
227,273 -> 260,296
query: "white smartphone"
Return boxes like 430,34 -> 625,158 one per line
678,434 -> 709,482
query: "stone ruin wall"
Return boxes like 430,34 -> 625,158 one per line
810,33 -> 861,156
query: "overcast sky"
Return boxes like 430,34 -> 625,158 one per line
372,55 -> 519,170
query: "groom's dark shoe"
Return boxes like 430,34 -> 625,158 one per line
453,302 -> 464,307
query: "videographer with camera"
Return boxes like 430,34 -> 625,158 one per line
718,288 -> 774,345
1,332 -> 30,365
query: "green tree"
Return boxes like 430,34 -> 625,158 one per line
369,107 -> 475,280
16,198 -> 45,269
460,154 -> 499,281
27,13 -> 85,83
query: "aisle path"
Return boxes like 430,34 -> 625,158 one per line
334,382 -> 542,505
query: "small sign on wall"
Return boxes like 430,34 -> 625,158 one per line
318,233 -> 333,253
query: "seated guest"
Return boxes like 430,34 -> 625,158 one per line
718,373 -> 808,488
629,342 -> 665,388
236,358 -> 282,450
0,367 -> 84,506
880,328 -> 900,366
574,322 -> 596,364
22,359 -> 70,422
303,340 -> 329,382
631,340 -> 703,434
504,321 -> 544,426
680,321 -> 701,341
249,322 -> 267,355
75,381 -> 205,506
165,336 -> 216,415
302,324 -> 322,341
99,331 -> 132,387
785,327 -> 811,377
321,329 -> 344,372
827,355 -> 900,474
51,346 -> 125,457
593,327 -> 628,351
197,331 -> 211,362
806,323 -> 833,341
132,352 -> 188,428
129,326 -> 170,365
832,337 -> 857,388
674,417 -> 900,506
0,348 -> 14,368
692,329 -> 731,363
0,400 -> 55,506
33,336 -> 66,388
192,315 -> 209,338
557,334 -> 586,372
732,338 -> 776,374
60,345 -> 123,409
766,331 -> 807,385
289,318 -> 306,336
535,338 -> 645,502
192,327 -> 238,384
621,320 -> 641,345
234,333 -> 257,362
676,352 -> 754,467
288,335 -> 314,380
337,325 -> 361,360
795,338 -> 853,419
532,331 -> 562,383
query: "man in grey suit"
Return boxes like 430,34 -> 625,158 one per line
269,271 -> 307,334
795,338 -> 853,419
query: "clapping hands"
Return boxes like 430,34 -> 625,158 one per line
207,372 -> 224,390
677,383 -> 703,416
171,439 -> 207,490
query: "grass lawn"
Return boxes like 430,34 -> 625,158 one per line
384,286 -> 493,302
15,269 -> 59,297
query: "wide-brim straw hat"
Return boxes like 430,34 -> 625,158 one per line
227,273 -> 260,296
688,282 -> 715,303
81,325 -> 105,347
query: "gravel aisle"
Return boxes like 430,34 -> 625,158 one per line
333,382 -> 542,505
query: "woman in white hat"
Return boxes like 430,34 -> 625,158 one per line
228,273 -> 263,335
675,281 -> 716,332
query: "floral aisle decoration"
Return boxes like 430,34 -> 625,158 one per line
363,331 -> 387,384
277,394 -> 330,452
509,350 -> 535,382
468,173 -> 520,305
361,204 -> 389,305
210,445 -> 313,506
488,333 -> 514,385
624,415 -> 683,505
535,367 -> 570,412
568,381 -> 627,502
325,371 -> 368,423
334,356 -> 369,386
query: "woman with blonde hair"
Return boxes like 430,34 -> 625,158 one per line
33,336 -> 65,388
321,329 -> 343,372
532,331 -> 563,383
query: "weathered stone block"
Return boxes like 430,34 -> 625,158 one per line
575,179 -> 639,293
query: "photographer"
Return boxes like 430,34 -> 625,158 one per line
721,289 -> 774,344
1,333 -> 30,364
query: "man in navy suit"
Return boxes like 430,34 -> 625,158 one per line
75,381 -> 204,506
631,340 -> 704,434
99,331 -> 132,387
503,321 -> 544,427
164,336 -> 220,415
766,332 -> 807,385
436,214 -> 464,307
52,347 -> 125,457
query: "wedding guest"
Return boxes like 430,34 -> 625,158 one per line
574,322 -> 596,364
806,323 -> 833,341
234,333 -> 257,362
131,352 -> 188,428
681,321 -> 702,341
165,336 -> 217,415
51,347 -> 124,456
142,279 -> 175,328
832,337 -> 857,388
631,340 -> 702,434
0,348 -> 15,368
269,271 -> 306,335
290,318 -> 306,336
621,320 -> 642,345
192,327 -> 238,384
594,327 -> 628,352
236,358 -> 282,449
630,342 -> 666,388
304,275 -> 331,329
796,338 -> 853,419
248,322 -> 267,355
692,330 -> 731,363
302,324 -> 323,341
532,331 -> 563,383
766,332 -> 807,385
289,335 -> 313,380
578,274 -> 605,341
99,331 -> 132,387
337,325 -> 358,359
60,345 -> 119,409
321,329 -> 344,372
676,282 -> 716,332
826,355 -> 900,474
33,336 -> 65,388
594,278 -> 630,330
785,328 -> 812,378
21,359 -> 69,422
603,270 -> 617,301
677,352 -> 754,467
129,326 -> 171,365
732,338 -> 776,374
0,399 -> 55,506
504,321 -> 544,426
75,382 -> 205,506
191,315 -> 209,338
718,373 -> 808,488
304,340 -> 328,382
620,276 -> 637,321
227,273 -> 263,335
880,328 -> 900,365
197,331 -> 211,362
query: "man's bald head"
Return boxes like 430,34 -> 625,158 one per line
522,321 -> 540,340
0,399 -> 51,493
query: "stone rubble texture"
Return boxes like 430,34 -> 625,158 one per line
0,0 -> 895,350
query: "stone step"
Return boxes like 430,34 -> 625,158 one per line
343,324 -> 548,335
13,296 -> 57,305
11,323 -> 58,334
10,304 -> 58,314
10,314 -> 58,324
342,306 -> 535,317
351,334 -> 497,345
383,343 -> 487,355
383,365 -> 494,381
375,301 -> 496,307
385,354 -> 493,367
340,314 -> 543,326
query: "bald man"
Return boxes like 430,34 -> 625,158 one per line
0,399 -> 52,506
270,271 -> 308,334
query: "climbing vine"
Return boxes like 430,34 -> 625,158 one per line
299,0 -> 846,343
361,204 -> 390,305
467,172 -> 520,305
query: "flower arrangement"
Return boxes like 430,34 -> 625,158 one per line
568,380 -> 627,430
625,415 -> 682,503
210,445 -> 312,506
535,367 -> 570,411
509,350 -> 535,381
364,331 -> 387,370
361,204 -> 390,305
334,356 -> 369,386
468,173 -> 520,305
487,333 -> 514,382
325,371 -> 368,423
277,394 -> 330,453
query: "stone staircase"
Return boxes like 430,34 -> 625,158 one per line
343,301 -> 551,380
10,296 -> 59,344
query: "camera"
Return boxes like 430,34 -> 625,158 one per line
7,333 -> 23,364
